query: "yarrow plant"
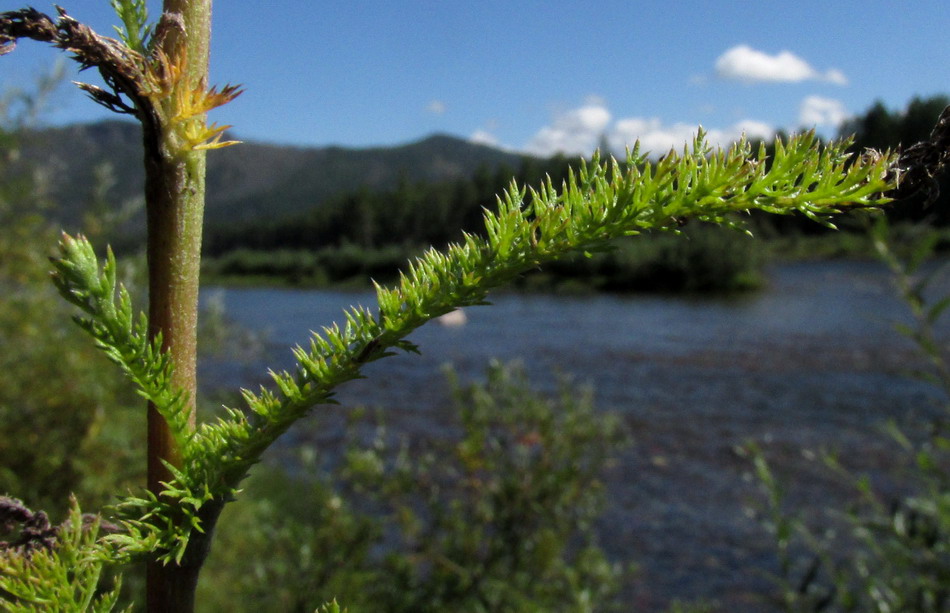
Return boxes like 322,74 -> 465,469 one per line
2,1 -> 943,611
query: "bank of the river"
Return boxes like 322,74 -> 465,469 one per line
199,260 -> 949,610
202,224 -> 950,298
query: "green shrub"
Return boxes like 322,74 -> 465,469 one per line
0,114 -> 144,517
200,362 -> 631,612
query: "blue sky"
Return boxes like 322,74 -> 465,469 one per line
3,1 -> 948,156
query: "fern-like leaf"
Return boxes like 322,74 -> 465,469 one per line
49,233 -> 193,450
98,132 -> 898,560
170,134 -> 897,534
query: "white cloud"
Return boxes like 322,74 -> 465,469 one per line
823,69 -> 848,86
609,117 -> 773,156
610,117 -> 691,154
426,99 -> 446,115
469,129 -> 500,147
731,119 -> 774,140
798,96 -> 850,128
715,45 -> 847,85
524,100 -> 611,157
521,98 -> 774,158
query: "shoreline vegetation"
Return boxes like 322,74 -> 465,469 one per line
200,221 -> 950,295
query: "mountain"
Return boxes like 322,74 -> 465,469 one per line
17,120 -> 533,234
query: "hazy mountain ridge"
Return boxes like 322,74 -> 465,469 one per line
20,95 -> 949,246
18,120 -> 533,232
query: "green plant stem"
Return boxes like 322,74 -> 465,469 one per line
145,1 -> 212,611
144,149 -> 205,613
159,0 -> 212,76
144,142 -> 204,490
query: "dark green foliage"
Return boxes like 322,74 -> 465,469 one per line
0,279 -> 144,515
0,122 -> 144,518
203,244 -> 410,287
203,226 -> 764,294
199,363 -> 630,612
208,134 -> 530,227
203,159 -> 570,256
520,225 -> 762,293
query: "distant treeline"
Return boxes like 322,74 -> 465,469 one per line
203,95 -> 950,291
204,156 -> 577,255
843,95 -> 950,223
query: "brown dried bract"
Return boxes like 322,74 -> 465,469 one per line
891,105 -> 950,204
0,496 -> 121,558
0,8 -> 58,55
0,496 -> 57,557
0,6 -> 155,122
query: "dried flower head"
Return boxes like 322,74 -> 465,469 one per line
0,497 -> 58,557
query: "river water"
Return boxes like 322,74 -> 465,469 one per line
199,260 -> 950,610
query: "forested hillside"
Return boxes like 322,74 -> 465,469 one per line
14,121 -> 530,238
13,95 -> 949,291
